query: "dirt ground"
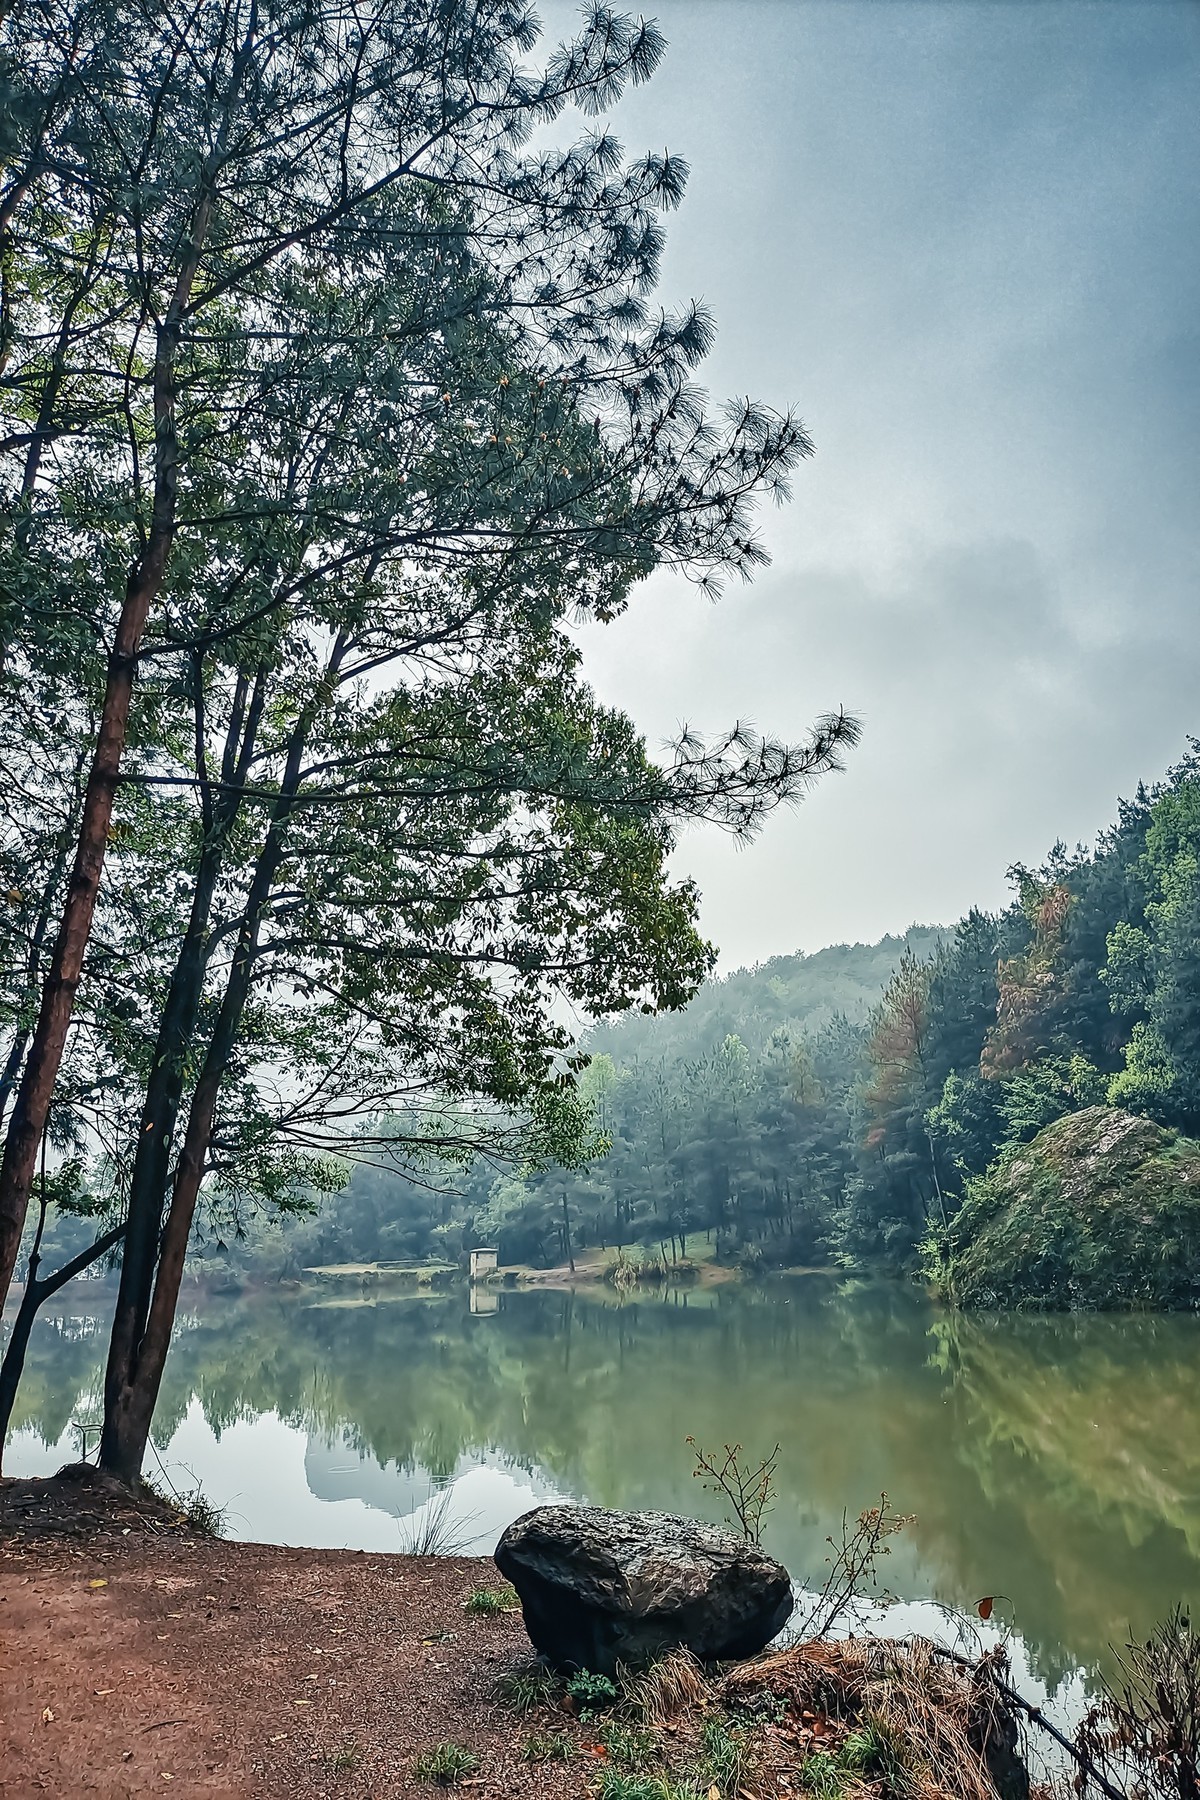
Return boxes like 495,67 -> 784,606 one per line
0,1471 -> 1056,1800
0,1471 -> 598,1798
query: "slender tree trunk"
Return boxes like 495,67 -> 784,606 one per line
0,186 -> 217,1310
561,1192 -> 574,1274
0,747 -> 90,1135
0,1218 -> 125,1464
100,648 -> 335,1485
103,668 -> 265,1414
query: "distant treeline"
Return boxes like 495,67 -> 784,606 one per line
193,746 -> 1200,1278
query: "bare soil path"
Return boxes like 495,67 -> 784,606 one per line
0,1472 -> 589,1798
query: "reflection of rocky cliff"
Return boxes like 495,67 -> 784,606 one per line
302,1431 -> 560,1518
303,1433 -> 447,1514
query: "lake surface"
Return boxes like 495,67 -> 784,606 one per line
6,1275 -> 1200,1714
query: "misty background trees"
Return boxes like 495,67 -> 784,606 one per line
202,745 -> 1200,1280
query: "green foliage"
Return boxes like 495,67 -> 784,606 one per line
694,1715 -> 752,1795
997,1055 -> 1106,1145
590,1714 -> 749,1800
4,0 -> 857,1469
566,1669 -> 620,1720
800,1723 -> 898,1797
593,1773 -> 705,1800
412,1742 -> 479,1785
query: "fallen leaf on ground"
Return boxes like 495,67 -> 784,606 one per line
88,1579 -> 108,1589
41,1708 -> 55,1724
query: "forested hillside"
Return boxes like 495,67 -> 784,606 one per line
224,745 -> 1200,1282
586,928 -> 946,1062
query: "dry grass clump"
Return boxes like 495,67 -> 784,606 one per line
621,1648 -> 710,1725
722,1636 -> 1028,1800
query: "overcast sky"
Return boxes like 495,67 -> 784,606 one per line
550,0 -> 1199,969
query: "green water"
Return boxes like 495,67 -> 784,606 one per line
7,1276 -> 1200,1698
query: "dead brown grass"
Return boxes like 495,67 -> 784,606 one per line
619,1646 -> 709,1724
723,1635 -> 1029,1800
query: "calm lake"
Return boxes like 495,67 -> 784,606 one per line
6,1276 -> 1200,1717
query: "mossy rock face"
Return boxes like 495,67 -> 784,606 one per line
948,1106 -> 1200,1311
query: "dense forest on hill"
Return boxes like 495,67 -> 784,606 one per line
180,745 -> 1200,1282
585,928 -> 947,1063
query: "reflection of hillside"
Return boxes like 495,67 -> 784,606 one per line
10,1281 -> 1200,1690
936,1314 -> 1200,1554
923,1312 -> 1200,1685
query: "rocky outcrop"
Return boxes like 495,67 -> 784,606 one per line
494,1504 -> 793,1673
944,1105 -> 1200,1310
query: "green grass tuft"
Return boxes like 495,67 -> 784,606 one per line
593,1773 -> 705,1800
597,1721 -> 658,1769
412,1742 -> 479,1785
521,1729 -> 575,1763
463,1584 -> 519,1617
493,1663 -> 560,1715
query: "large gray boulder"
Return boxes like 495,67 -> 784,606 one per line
494,1504 -> 793,1673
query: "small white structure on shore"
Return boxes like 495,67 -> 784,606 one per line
469,1246 -> 499,1283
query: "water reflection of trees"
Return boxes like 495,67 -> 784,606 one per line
9,1280 -> 1200,1687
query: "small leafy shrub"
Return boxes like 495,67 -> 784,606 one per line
728,1685 -> 789,1727
566,1668 -> 619,1720
493,1663 -> 560,1715
141,1475 -> 229,1537
521,1730 -> 574,1763
463,1584 -> 518,1617
605,1251 -> 639,1293
412,1742 -> 479,1785
794,1492 -> 913,1637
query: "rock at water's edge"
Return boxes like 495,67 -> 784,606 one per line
494,1504 -> 793,1674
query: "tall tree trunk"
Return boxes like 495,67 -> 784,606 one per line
99,824 -> 283,1483
0,185 -> 217,1310
102,667 -> 265,1419
100,647 -> 335,1485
